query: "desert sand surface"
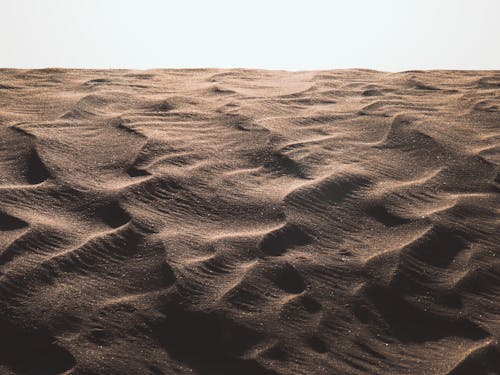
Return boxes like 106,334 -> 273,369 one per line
0,68 -> 499,375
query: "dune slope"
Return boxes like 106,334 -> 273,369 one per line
0,69 -> 499,374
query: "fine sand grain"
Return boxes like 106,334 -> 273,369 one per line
0,69 -> 499,374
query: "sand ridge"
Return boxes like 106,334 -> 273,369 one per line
0,69 -> 499,374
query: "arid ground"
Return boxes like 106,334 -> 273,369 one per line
0,69 -> 499,374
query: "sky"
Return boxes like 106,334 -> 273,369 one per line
1,0 -> 499,71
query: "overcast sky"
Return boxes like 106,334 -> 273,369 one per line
1,0 -> 499,71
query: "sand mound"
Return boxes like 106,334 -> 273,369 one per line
0,68 -> 499,374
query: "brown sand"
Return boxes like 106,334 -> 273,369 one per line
0,69 -> 499,375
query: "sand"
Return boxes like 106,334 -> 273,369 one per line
0,68 -> 499,375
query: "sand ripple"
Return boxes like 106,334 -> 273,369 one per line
0,69 -> 499,374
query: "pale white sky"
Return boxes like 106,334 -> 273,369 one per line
1,0 -> 499,71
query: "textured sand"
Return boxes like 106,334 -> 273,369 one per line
0,69 -> 499,375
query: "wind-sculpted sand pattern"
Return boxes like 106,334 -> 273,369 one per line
0,69 -> 499,375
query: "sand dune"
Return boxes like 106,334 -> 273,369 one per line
0,68 -> 499,374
